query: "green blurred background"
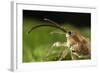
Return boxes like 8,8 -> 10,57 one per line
23,10 -> 91,62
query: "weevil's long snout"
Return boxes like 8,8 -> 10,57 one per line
28,18 -> 68,34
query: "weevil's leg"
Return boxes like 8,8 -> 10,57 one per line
78,55 -> 91,59
59,48 -> 68,60
69,46 -> 78,60
42,43 -> 54,61
52,42 -> 67,47
45,46 -> 54,60
71,52 -> 79,60
52,42 -> 61,47
45,42 -> 61,61
45,42 -> 68,61
57,48 -> 65,58
50,31 -> 65,35
46,42 -> 61,59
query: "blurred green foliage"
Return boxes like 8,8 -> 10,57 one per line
23,18 -> 91,63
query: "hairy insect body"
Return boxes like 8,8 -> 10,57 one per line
66,32 -> 91,59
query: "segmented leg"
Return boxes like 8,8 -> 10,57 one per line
58,48 -> 68,60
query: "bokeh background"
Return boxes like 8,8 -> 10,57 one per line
23,10 -> 91,62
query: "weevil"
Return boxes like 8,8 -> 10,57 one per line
28,18 -> 91,60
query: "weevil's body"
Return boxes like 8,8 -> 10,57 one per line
66,32 -> 91,59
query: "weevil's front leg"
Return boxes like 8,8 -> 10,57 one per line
45,42 -> 68,60
58,48 -> 68,60
52,42 -> 61,47
45,42 -> 60,61
52,42 -> 68,60
52,42 -> 67,47
50,31 -> 65,35
46,49 -> 52,58
71,52 -> 79,60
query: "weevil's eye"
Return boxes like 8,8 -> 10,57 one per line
66,31 -> 74,37
68,31 -> 72,35
66,31 -> 72,37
